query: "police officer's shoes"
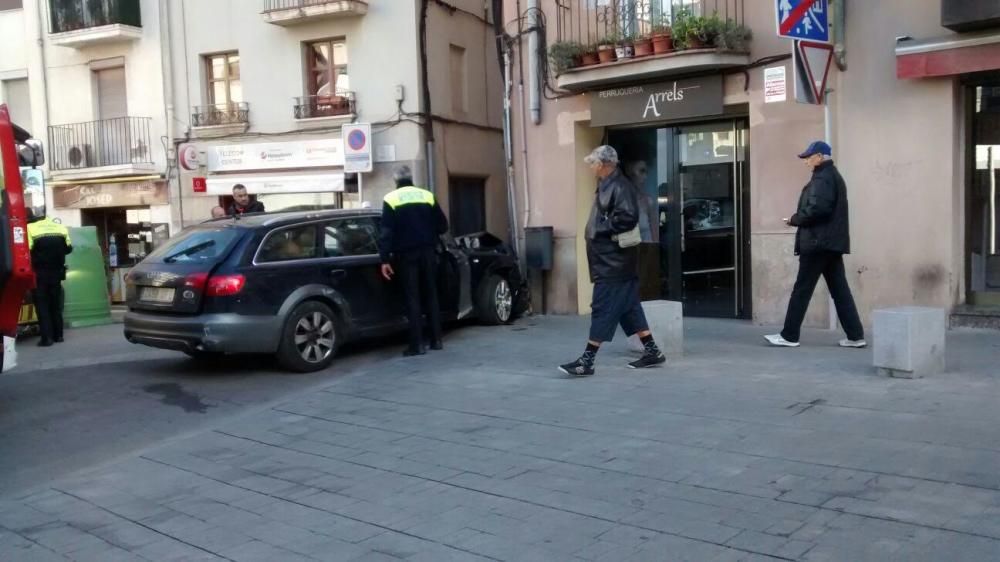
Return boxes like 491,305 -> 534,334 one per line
54,337 -> 64,343
403,347 -> 426,357
38,340 -> 54,347
430,340 -> 443,351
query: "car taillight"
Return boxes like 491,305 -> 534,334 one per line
206,274 -> 245,297
184,272 -> 210,290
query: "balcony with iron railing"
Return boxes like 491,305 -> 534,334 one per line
548,0 -> 750,90
48,0 -> 142,48
191,103 -> 251,137
262,0 -> 368,26
294,92 -> 356,121
47,117 -> 154,177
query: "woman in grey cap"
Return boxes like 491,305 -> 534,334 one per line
560,145 -> 666,377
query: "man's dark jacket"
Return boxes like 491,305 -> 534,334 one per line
789,160 -> 851,255
227,200 -> 265,216
585,168 -> 640,282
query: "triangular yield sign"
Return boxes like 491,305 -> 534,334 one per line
797,40 -> 833,103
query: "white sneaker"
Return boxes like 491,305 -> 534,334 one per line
839,339 -> 867,348
765,334 -> 800,347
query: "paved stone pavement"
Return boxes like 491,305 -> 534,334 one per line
2,316 -> 1000,561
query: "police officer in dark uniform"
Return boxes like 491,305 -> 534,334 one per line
27,211 -> 73,347
378,166 -> 449,356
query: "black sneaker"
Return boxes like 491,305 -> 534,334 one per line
628,351 -> 666,369
559,359 -> 595,377
403,347 -> 426,357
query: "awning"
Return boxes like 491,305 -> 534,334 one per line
205,171 -> 344,195
896,30 -> 1000,79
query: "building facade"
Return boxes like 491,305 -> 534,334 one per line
1,0 -> 173,302
504,0 -> 998,328
168,0 -> 507,244
1,0 -> 508,304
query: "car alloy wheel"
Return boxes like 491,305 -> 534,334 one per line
294,311 -> 335,364
495,279 -> 512,323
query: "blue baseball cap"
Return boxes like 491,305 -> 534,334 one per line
798,141 -> 832,159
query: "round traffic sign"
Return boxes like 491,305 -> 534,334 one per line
347,129 -> 367,151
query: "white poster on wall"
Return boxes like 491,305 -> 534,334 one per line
207,139 -> 345,172
764,66 -> 787,103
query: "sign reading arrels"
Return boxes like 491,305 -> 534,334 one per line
589,75 -> 725,128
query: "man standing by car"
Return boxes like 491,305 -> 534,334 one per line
26,210 -> 72,347
227,184 -> 265,216
559,146 -> 666,377
379,165 -> 449,356
765,141 -> 866,349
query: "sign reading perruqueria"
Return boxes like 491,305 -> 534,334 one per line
589,75 -> 724,127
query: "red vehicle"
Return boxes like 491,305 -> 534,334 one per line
0,104 -> 46,372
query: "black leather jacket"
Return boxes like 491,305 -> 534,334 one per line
790,160 -> 851,255
585,169 -> 640,282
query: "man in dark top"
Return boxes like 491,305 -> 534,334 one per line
26,211 -> 73,347
559,146 -> 666,377
766,141 -> 866,349
378,165 -> 449,356
227,184 -> 265,216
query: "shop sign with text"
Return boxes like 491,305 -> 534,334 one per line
590,75 -> 724,127
207,138 -> 345,172
54,181 -> 168,209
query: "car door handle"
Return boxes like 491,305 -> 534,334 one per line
330,269 -> 347,280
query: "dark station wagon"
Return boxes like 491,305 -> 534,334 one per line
123,210 -> 527,371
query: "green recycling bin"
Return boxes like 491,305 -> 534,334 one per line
63,226 -> 113,328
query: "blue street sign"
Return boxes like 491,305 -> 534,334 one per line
776,0 -> 830,43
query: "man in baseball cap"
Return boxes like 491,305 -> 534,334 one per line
765,140 -> 866,349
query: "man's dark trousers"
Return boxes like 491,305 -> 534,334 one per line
781,251 -> 864,343
34,278 -> 64,344
398,247 -> 442,351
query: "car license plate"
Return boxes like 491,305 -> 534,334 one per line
140,287 -> 175,303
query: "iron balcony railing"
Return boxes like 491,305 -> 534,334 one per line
294,92 -> 356,119
49,0 -> 141,34
554,0 -> 745,48
192,102 -> 250,128
47,117 -> 152,171
263,0 -> 367,11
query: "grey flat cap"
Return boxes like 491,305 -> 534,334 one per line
584,145 -> 619,165
392,165 -> 414,182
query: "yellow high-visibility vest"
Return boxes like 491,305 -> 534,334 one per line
383,186 -> 435,209
27,218 -> 71,250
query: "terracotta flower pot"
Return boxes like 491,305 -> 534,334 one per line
687,35 -> 709,49
597,44 -> 617,63
581,51 -> 600,66
634,38 -> 654,57
651,33 -> 673,54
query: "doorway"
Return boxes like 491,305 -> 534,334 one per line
967,81 -> 1000,306
609,118 -> 751,318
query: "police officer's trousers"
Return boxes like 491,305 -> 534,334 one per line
34,279 -> 65,344
398,247 -> 441,351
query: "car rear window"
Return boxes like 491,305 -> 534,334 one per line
144,226 -> 243,264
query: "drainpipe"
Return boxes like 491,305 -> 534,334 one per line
418,0 -> 437,192
35,0 -> 52,142
527,0 -> 540,125
502,45 -> 521,260
159,0 -> 179,230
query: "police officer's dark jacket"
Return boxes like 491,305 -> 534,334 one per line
27,217 -> 73,282
378,184 -> 448,263
789,160 -> 851,256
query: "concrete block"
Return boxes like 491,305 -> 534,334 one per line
872,307 -> 946,378
623,300 -> 683,355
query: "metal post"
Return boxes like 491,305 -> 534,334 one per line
825,88 -> 838,331
358,172 -> 364,207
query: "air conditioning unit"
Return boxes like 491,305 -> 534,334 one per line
65,144 -> 94,169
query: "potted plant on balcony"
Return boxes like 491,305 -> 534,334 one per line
633,31 -> 654,57
616,33 -> 636,60
580,43 -> 600,66
650,12 -> 673,55
549,41 -> 584,74
684,13 -> 723,50
597,34 -> 618,64
716,20 -> 753,52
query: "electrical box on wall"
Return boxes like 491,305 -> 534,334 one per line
394,85 -> 405,103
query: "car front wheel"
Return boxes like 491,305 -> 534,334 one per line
277,301 -> 339,372
477,275 -> 514,325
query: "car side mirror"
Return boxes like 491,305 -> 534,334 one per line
18,139 -> 44,167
